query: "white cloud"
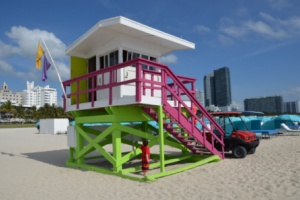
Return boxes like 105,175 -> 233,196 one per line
0,26 -> 69,81
245,20 -> 289,39
259,12 -> 276,22
238,41 -> 289,59
219,13 -> 300,41
0,60 -> 14,73
160,54 -> 178,64
0,59 -> 39,81
219,17 -> 247,38
289,17 -> 300,29
220,26 -> 247,38
237,8 -> 249,17
0,40 -> 19,57
195,25 -> 211,34
260,12 -> 300,33
266,0 -> 292,10
48,61 -> 70,81
5,26 -> 66,59
218,34 -> 235,46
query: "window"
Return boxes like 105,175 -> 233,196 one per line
132,52 -> 139,59
141,55 -> 148,69
99,56 -> 104,69
109,50 -> 118,66
99,50 -> 118,69
122,50 -> 157,71
100,50 -> 157,70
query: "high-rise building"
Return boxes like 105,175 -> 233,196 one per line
195,89 -> 204,106
203,73 -> 214,106
0,82 -> 23,106
203,67 -> 232,107
22,81 -> 57,108
244,95 -> 283,114
284,100 -> 300,113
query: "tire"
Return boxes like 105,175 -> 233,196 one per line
248,148 -> 256,154
232,146 -> 247,158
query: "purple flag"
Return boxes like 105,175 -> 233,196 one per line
42,56 -> 51,81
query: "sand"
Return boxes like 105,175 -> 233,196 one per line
0,128 -> 299,200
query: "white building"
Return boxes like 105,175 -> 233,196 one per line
0,82 -> 23,106
22,81 -> 57,108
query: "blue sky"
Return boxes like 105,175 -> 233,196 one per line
0,0 -> 300,109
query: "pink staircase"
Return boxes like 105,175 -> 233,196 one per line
142,58 -> 225,159
143,105 -> 224,158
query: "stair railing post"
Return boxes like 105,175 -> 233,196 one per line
161,70 -> 166,105
136,60 -> 142,102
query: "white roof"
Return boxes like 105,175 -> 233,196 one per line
66,16 -> 195,57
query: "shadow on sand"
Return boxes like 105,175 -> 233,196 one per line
22,149 -> 70,168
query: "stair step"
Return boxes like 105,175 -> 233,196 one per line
177,136 -> 194,140
184,139 -> 196,142
175,133 -> 192,137
171,130 -> 185,134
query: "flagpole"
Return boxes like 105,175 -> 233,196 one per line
41,38 -> 68,103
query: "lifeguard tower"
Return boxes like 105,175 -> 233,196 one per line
63,16 -> 225,181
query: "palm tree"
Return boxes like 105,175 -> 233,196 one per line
31,106 -> 37,120
15,104 -> 25,118
25,108 -> 32,120
34,104 -> 74,121
1,100 -> 16,119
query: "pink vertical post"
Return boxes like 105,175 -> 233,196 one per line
175,82 -> 178,107
91,76 -> 95,107
109,70 -> 113,105
76,81 -> 79,109
203,116 -> 207,144
142,70 -> 146,96
63,85 -> 66,110
221,131 -> 225,158
161,70 -> 166,105
63,95 -> 66,110
178,102 -> 181,123
136,62 -> 141,102
151,73 -> 154,97
192,81 -> 195,98
202,115 -> 205,135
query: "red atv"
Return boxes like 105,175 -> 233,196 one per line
210,112 -> 260,158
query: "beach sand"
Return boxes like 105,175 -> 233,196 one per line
0,128 -> 299,200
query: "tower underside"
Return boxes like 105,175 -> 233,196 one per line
66,105 -> 221,182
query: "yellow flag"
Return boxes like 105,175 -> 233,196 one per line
35,42 -> 44,69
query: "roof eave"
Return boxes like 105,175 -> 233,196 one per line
65,16 -> 195,56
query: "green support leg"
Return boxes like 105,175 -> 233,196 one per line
141,121 -> 148,134
158,105 -> 165,172
69,147 -> 75,162
112,126 -> 122,172
75,125 -> 84,164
